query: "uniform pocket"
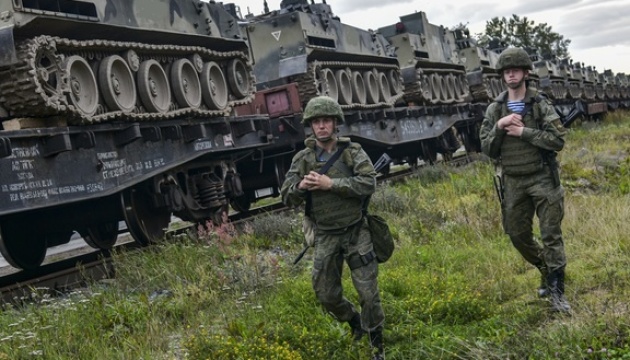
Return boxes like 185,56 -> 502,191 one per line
546,185 -> 565,205
546,186 -> 565,224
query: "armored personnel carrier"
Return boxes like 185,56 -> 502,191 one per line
0,0 -> 255,125
616,73 -> 630,106
376,12 -> 477,154
556,59 -> 583,100
454,30 -> 504,103
237,0 -> 478,167
0,0 -> 272,270
602,70 -> 621,101
377,12 -> 471,106
241,0 -> 404,109
530,53 -> 569,100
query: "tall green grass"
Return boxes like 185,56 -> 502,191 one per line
1,113 -> 629,359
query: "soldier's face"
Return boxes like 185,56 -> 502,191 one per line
311,117 -> 336,141
503,68 -> 527,89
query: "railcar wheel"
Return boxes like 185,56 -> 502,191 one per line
351,71 -> 367,104
64,55 -> 99,116
461,125 -> 481,153
230,195 -> 252,213
336,69 -> 353,105
138,60 -> 171,113
99,55 -> 137,113
171,58 -> 202,109
80,222 -> 119,249
364,70 -> 380,104
121,187 -> 171,246
0,224 -> 47,270
201,61 -> 228,110
421,140 -> 438,165
227,58 -> 252,99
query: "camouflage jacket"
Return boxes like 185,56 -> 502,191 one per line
280,136 -> 376,230
480,88 -> 567,165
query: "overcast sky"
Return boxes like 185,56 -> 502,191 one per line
235,0 -> 630,75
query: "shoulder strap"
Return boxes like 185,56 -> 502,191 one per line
318,142 -> 349,175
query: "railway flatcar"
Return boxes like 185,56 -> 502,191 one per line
0,0 -> 274,270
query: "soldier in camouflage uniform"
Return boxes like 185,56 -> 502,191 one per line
479,47 -> 571,313
281,96 -> 385,359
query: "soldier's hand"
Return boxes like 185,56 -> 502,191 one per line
497,113 -> 524,130
504,125 -> 524,137
300,171 -> 333,191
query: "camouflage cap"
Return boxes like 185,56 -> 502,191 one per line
497,47 -> 533,72
302,96 -> 344,124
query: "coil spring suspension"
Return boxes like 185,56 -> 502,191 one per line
195,174 -> 226,208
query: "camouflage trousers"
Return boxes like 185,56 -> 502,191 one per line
503,166 -> 567,271
312,220 -> 385,331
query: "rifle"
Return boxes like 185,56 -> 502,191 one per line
492,165 -> 507,231
493,171 -> 504,205
293,245 -> 310,265
542,151 -> 561,187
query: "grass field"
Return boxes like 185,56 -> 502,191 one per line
1,112 -> 629,360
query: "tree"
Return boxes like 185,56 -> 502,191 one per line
476,15 -> 571,60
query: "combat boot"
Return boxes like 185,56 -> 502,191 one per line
547,268 -> 571,313
536,264 -> 549,298
369,327 -> 385,360
348,313 -> 366,341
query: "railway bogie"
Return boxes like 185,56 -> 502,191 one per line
0,114 -> 272,269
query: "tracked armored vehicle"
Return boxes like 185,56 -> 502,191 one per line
237,1 -> 481,168
556,59 -> 583,100
454,31 -> 504,103
376,12 -> 478,154
530,53 -> 569,101
0,0 -> 273,270
0,0 -> 255,124
241,0 -> 404,109
377,12 -> 471,106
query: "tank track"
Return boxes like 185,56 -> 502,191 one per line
0,35 -> 255,125
293,60 -> 404,110
404,66 -> 471,105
